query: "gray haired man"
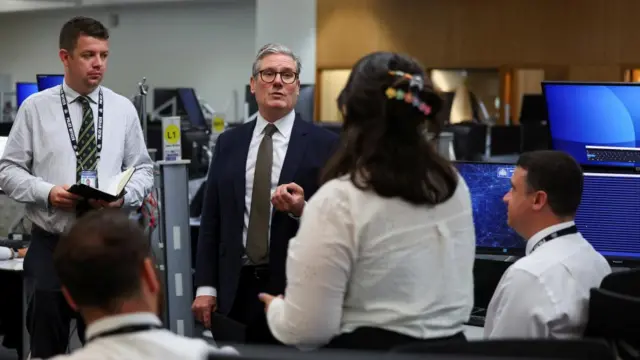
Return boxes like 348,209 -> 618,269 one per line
191,43 -> 339,344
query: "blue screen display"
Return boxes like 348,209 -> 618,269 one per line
178,88 -> 206,128
456,161 -> 640,260
37,74 -> 64,92
543,82 -> 640,168
454,162 -> 525,253
579,173 -> 640,259
16,82 -> 38,108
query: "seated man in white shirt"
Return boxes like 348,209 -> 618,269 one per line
45,209 -> 238,360
484,150 -> 611,339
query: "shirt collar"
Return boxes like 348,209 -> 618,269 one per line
526,220 -> 576,255
255,110 -> 295,138
63,80 -> 100,104
85,312 -> 162,341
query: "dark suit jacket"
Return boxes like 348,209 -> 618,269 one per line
195,113 -> 339,315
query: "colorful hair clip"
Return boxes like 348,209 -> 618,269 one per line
388,70 -> 424,90
384,85 -> 432,116
386,70 -> 432,116
385,87 -> 396,99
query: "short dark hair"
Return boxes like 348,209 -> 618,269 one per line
59,16 -> 109,53
516,150 -> 584,217
321,51 -> 457,205
53,209 -> 150,312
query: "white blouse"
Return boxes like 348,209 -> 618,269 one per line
265,175 -> 476,348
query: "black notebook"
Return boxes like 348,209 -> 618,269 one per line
68,167 -> 134,203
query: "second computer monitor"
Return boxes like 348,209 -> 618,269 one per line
579,172 -> 640,261
543,81 -> 640,169
36,74 -> 64,92
454,162 -> 524,255
177,88 -> 206,129
16,82 -> 38,108
456,161 -> 640,262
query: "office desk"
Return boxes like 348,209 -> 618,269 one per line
0,258 -> 28,360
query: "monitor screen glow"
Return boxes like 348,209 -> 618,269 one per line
178,88 -> 206,128
454,162 -> 524,254
36,74 -> 64,92
456,161 -> 640,260
543,82 -> 640,169
578,172 -> 640,260
16,82 -> 38,108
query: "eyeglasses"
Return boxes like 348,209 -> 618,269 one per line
257,70 -> 298,84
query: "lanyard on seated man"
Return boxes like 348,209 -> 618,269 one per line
86,324 -> 163,343
529,225 -> 579,254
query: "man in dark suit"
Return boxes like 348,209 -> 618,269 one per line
192,43 -> 339,344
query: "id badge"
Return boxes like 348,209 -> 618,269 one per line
80,170 -> 98,188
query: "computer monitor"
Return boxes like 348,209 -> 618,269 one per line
177,88 -> 207,129
453,162 -> 524,255
542,81 -> 640,169
16,82 -> 38,108
519,94 -> 548,123
578,172 -> 640,262
36,74 -> 64,91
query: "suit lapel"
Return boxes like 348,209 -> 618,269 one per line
233,121 -> 256,214
278,115 -> 309,186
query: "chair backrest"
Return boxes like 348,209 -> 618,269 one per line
489,125 -> 521,156
520,122 -> 550,152
445,122 -> 487,161
600,268 -> 640,297
585,288 -> 640,360
394,339 -> 615,360
585,288 -> 640,341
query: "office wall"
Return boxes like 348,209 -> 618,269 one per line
255,0 -> 316,84
0,0 -> 256,121
317,0 -> 639,78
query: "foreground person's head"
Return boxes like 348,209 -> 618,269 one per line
54,209 -> 161,323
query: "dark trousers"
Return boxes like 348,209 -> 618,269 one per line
25,226 -> 87,358
325,327 -> 467,352
228,266 -> 279,345
26,290 -> 86,357
0,271 -> 22,357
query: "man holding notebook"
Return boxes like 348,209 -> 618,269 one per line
0,17 -> 153,358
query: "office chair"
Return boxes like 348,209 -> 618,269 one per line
394,339 -> 614,360
208,348 -> 551,360
585,288 -> 640,360
445,122 -> 487,161
599,268 -> 640,297
584,269 -> 640,360
490,125 -> 521,156
520,122 -> 550,152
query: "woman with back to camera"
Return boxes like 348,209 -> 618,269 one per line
259,52 -> 476,351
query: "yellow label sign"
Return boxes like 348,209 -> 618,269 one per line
164,124 -> 180,145
213,116 -> 225,133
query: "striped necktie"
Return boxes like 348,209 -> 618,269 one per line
75,96 -> 98,183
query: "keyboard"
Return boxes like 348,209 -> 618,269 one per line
585,146 -> 640,164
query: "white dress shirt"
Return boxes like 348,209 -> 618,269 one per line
265,174 -> 476,348
484,221 -> 612,339
196,110 -> 295,298
44,312 -> 238,360
0,82 -> 154,235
